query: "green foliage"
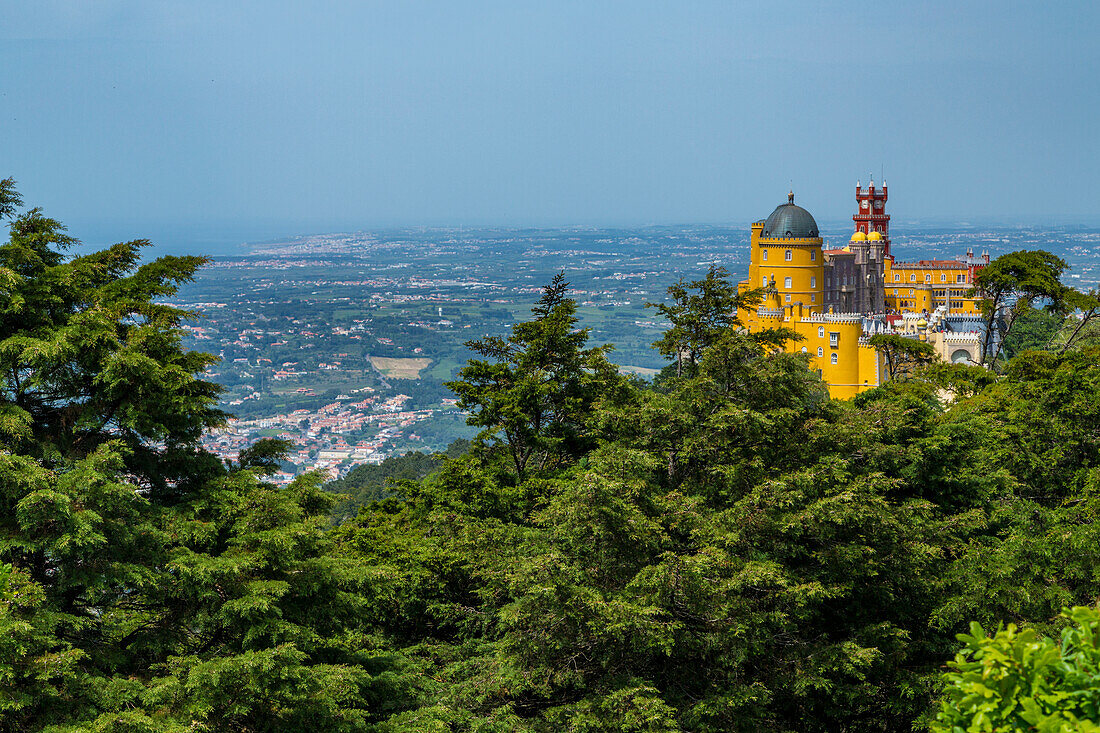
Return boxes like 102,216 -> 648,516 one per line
6,184 -> 1100,733
868,333 -> 938,380
334,261 -> 1100,731
0,186 -> 226,496
972,250 -> 1071,366
921,362 -> 998,399
1048,287 -> 1100,355
446,272 -> 624,481
933,607 -> 1100,733
648,266 -> 745,377
0,182 -> 393,732
646,266 -> 787,379
998,303 -> 1062,360
324,439 -> 470,523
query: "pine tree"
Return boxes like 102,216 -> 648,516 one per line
0,181 -> 393,732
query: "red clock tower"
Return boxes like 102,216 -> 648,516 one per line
854,176 -> 890,257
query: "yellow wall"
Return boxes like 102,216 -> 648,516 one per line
883,259 -> 981,315
754,305 -> 881,399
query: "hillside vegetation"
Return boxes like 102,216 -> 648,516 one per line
4,179 -> 1100,731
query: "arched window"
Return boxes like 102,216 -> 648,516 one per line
818,326 -> 825,338
810,250 -> 816,261
801,346 -> 807,353
830,353 -> 838,365
785,250 -> 792,261
817,347 -> 823,357
784,276 -> 792,289
762,249 -> 768,261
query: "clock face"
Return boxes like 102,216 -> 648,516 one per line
860,200 -> 869,209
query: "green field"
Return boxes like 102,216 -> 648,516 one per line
429,356 -> 463,380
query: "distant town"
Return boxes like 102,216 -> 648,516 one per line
169,223 -> 1100,484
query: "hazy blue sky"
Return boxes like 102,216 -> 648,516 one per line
3,1 -> 1099,252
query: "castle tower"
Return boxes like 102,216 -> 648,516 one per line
854,176 -> 890,258
737,191 -> 884,399
746,191 -> 825,319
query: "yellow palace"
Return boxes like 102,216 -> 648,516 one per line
737,182 -> 988,399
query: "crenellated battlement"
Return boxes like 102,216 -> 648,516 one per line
805,312 -> 863,325
942,331 -> 983,341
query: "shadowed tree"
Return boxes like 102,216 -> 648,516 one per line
972,250 -> 1070,367
868,333 -> 937,381
0,180 -> 394,732
446,272 -> 622,481
648,266 -> 793,379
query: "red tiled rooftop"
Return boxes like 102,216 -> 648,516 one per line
891,259 -> 968,269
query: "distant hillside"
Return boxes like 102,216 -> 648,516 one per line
324,439 -> 470,523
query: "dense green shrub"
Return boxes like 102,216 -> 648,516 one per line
934,607 -> 1100,732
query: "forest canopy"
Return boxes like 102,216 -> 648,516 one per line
3,178 -> 1100,731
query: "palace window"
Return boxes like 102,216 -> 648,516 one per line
784,276 -> 792,289
893,288 -> 898,295
785,294 -> 791,302
785,250 -> 792,261
810,250 -> 816,261
762,276 -> 767,287
762,249 -> 768,261
810,276 -> 816,288
941,273 -> 947,282
910,274 -> 916,282
829,332 -> 839,348
909,289 -> 914,295
818,326 -> 825,338
894,274 -> 900,281
801,347 -> 807,353
957,274 -> 966,283
810,294 -> 815,302
830,353 -> 838,364
817,347 -> 823,357
925,274 -> 932,283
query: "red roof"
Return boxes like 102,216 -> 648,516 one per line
891,259 -> 967,269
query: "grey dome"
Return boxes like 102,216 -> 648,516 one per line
762,194 -> 819,238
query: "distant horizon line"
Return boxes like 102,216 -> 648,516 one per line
73,215 -> 1100,235
64,216 -> 1100,257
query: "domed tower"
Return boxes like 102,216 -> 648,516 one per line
747,192 -> 825,317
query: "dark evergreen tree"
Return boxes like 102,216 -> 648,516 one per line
446,272 -> 624,481
0,181 -> 394,732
